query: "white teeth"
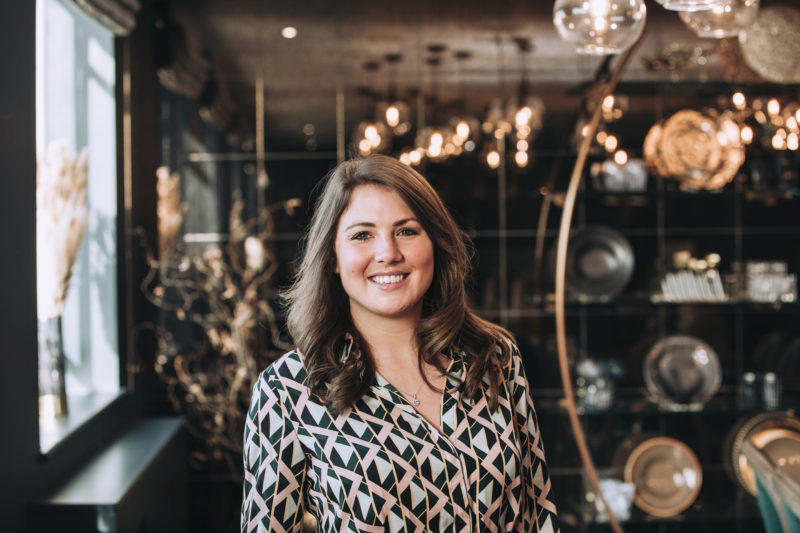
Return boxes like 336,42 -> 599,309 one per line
372,274 -> 404,284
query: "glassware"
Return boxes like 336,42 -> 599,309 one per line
38,317 -> 68,418
655,0 -> 725,11
553,0 -> 647,56
679,0 -> 759,38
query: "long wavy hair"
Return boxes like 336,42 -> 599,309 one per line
282,154 -> 514,415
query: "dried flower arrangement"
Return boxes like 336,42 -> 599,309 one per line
36,142 -> 89,320
36,141 -> 90,418
139,168 -> 301,478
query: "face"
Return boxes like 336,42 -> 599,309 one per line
334,184 -> 435,327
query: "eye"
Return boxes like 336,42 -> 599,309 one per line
350,231 -> 370,241
398,227 -> 419,237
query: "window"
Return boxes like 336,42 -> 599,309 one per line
36,0 -> 119,453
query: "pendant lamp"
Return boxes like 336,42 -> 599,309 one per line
553,0 -> 647,55
654,0 -> 725,12
679,0 -> 759,37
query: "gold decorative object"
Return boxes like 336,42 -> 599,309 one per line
140,169 -> 301,478
36,141 -> 90,418
643,108 -> 744,191
739,5 -> 800,83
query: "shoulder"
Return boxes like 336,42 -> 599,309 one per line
490,336 -> 522,378
257,349 -> 308,392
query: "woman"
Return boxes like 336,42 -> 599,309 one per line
242,155 -> 559,533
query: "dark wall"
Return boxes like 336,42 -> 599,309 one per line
0,2 -> 44,531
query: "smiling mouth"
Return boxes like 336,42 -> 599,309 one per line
369,273 -> 408,285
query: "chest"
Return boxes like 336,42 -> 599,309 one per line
295,389 -> 523,520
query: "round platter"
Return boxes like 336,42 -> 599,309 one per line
624,436 -> 703,517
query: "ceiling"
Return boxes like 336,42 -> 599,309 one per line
161,0 -> 785,151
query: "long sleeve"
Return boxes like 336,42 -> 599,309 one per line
241,371 -> 309,533
509,349 -> 560,533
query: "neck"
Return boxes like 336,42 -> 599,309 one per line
351,313 -> 420,371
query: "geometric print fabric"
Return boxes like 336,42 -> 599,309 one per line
242,342 -> 560,533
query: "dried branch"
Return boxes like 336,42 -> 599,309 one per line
138,169 -> 300,480
36,141 -> 89,319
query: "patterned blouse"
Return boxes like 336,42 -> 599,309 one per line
241,342 -> 560,533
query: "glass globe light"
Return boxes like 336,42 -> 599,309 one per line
654,0 -> 725,12
553,0 -> 647,55
679,0 -> 759,38
352,120 -> 391,156
415,126 -> 456,162
449,115 -> 480,149
376,99 -> 412,135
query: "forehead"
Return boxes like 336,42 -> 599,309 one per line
338,184 -> 415,224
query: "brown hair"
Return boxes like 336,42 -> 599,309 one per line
282,154 -> 513,415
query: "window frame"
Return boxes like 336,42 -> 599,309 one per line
35,0 -> 128,455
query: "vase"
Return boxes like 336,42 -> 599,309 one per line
38,316 -> 68,418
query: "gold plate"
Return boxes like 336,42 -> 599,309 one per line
725,411 -> 800,496
624,436 -> 703,517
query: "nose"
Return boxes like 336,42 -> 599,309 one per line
375,233 -> 403,263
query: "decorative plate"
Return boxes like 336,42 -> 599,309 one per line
565,226 -> 634,300
624,436 -> 703,517
643,334 -> 722,410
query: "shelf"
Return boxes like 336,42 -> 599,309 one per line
480,298 -> 800,319
574,497 -> 762,526
528,295 -> 800,310
532,187 -> 800,201
535,395 -> 799,417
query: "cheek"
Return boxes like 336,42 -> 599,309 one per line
417,244 -> 435,283
334,242 -> 367,275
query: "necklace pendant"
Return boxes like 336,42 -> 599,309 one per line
411,396 -> 420,406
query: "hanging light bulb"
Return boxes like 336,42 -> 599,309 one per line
679,0 -> 759,38
375,53 -> 413,136
553,0 -> 647,55
376,99 -> 412,135
446,50 -> 481,155
449,116 -> 480,150
415,126 -> 456,162
351,120 -> 391,156
487,150 -> 501,169
654,0 -> 725,11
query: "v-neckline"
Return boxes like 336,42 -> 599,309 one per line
374,357 -> 460,435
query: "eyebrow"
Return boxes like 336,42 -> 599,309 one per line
344,217 -> 419,232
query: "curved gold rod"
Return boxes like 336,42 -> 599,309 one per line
554,34 -> 645,533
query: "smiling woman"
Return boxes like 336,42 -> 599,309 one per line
334,184 -> 435,328
241,155 -> 560,532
